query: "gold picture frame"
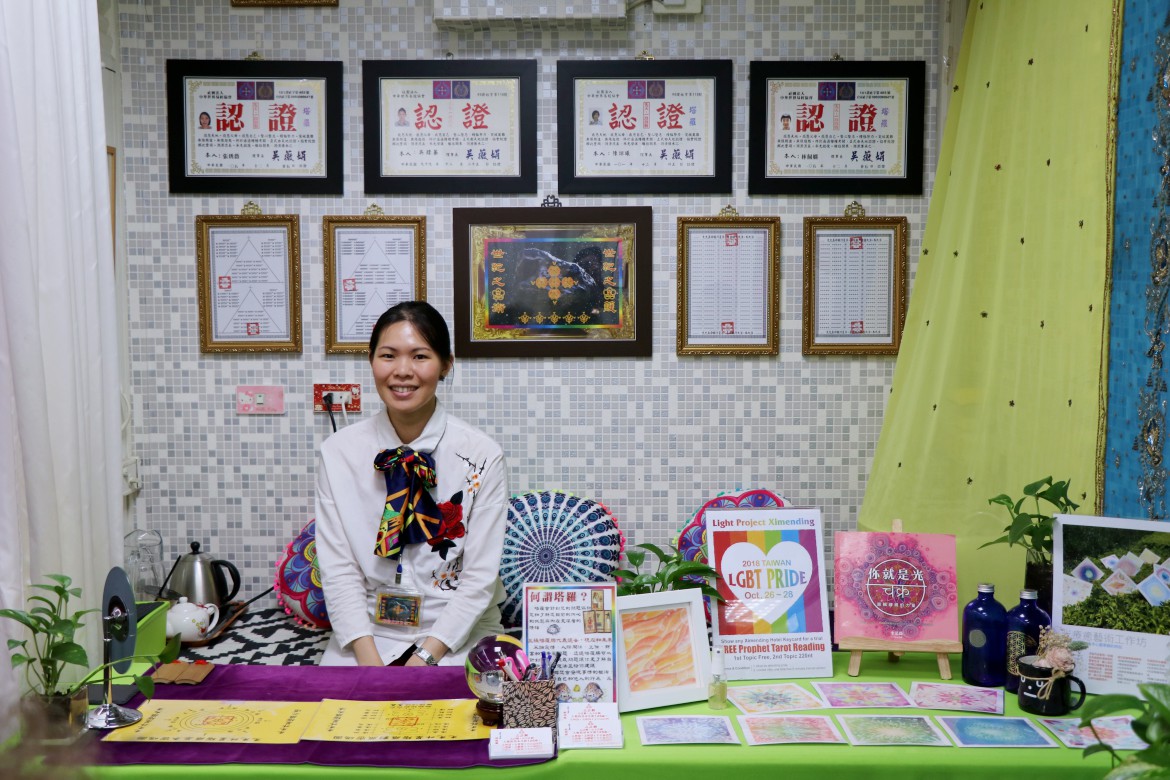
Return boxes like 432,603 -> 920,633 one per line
802,214 -> 908,356
676,215 -> 781,355
195,213 -> 301,353
322,214 -> 427,355
230,0 -> 338,6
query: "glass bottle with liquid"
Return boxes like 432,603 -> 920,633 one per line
961,583 -> 1007,687
708,648 -> 727,709
1005,588 -> 1051,693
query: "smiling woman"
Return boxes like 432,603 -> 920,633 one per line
313,301 -> 509,669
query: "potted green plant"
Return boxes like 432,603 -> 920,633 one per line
984,476 -> 1080,614
613,543 -> 723,600
0,573 -> 179,741
1078,683 -> 1170,780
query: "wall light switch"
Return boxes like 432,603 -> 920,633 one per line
237,385 -> 286,415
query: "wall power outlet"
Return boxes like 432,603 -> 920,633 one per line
313,383 -> 362,413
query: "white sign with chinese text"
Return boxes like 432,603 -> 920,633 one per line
522,583 -> 617,705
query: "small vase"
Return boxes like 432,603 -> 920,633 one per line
20,689 -> 87,743
1024,555 -> 1054,617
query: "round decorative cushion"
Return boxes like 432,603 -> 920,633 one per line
676,488 -> 789,566
274,519 -> 330,629
499,491 -> 625,629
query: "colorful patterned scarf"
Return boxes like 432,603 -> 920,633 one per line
372,447 -> 441,559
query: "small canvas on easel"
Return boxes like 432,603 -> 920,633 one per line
833,530 -> 960,677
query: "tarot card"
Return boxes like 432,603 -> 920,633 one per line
635,715 -> 740,745
909,682 -> 1003,714
1101,554 -> 1121,570
1039,716 -> 1148,750
1071,557 -> 1106,583
738,714 -> 845,745
1102,570 -> 1138,595
1116,553 -> 1143,577
937,716 -> 1057,748
837,714 -> 950,746
727,683 -> 825,714
1154,565 -> 1170,586
1063,574 -> 1092,606
1140,548 -> 1161,565
1137,572 -> 1170,607
812,681 -> 913,709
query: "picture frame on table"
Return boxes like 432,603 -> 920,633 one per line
748,60 -> 925,196
166,59 -> 343,195
676,215 -> 781,355
556,59 -> 733,195
614,589 -> 710,712
451,206 -> 653,358
322,215 -> 427,355
195,213 -> 302,353
362,59 -> 537,195
801,214 -> 908,356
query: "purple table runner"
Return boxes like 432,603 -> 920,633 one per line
93,664 -> 547,769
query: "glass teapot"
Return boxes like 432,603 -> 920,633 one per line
124,528 -> 165,601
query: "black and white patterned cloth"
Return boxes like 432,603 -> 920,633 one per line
178,607 -> 330,666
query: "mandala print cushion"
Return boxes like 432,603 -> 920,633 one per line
274,519 -> 330,629
498,490 -> 624,629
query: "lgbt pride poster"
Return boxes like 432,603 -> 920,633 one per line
707,507 -> 833,680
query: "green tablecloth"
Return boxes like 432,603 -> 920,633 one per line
83,652 -> 1118,780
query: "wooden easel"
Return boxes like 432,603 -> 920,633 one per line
836,519 -> 963,679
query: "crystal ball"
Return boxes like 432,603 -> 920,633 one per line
464,633 -> 524,704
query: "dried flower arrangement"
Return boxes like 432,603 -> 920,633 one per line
1031,626 -> 1089,673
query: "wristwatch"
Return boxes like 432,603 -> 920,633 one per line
412,646 -> 439,666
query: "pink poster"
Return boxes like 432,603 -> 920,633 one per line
833,532 -> 959,643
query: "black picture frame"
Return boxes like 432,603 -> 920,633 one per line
166,59 -> 343,195
748,60 -> 925,196
362,59 -> 538,195
556,59 -> 733,195
452,206 -> 653,358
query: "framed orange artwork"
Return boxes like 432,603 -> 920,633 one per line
614,589 -> 710,712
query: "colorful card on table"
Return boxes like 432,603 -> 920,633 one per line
489,728 -> 556,759
936,716 -> 1057,748
909,682 -> 1003,714
837,715 -> 950,746
1071,557 -> 1106,583
832,531 -> 959,645
1039,716 -> 1148,750
557,702 -> 624,749
706,507 -> 833,680
1062,574 -> 1092,606
635,715 -> 740,745
102,700 -> 319,743
738,714 -> 845,745
811,681 -> 912,709
727,683 -> 825,714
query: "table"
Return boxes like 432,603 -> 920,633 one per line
83,652 -> 1118,780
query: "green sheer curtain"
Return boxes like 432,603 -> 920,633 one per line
857,0 -> 1121,602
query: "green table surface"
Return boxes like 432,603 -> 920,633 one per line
82,652 -> 1118,780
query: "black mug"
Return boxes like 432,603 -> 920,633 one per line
1016,655 -> 1086,716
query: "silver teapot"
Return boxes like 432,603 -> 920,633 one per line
167,541 -> 241,607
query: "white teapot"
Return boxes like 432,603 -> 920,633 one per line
166,597 -> 219,642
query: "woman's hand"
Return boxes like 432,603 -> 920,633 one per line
350,636 -> 384,667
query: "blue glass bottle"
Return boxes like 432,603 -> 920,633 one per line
1005,588 -> 1052,693
961,583 -> 1007,687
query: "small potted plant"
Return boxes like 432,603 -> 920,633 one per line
613,543 -> 722,600
1078,682 -> 1170,780
984,476 -> 1080,614
0,573 -> 179,741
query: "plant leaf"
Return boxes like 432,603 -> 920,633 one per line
636,543 -> 671,563
158,635 -> 181,664
978,534 -> 1012,549
1138,683 -> 1170,724
134,675 -> 156,700
1023,476 -> 1053,496
625,550 -> 646,569
0,608 -> 38,633
48,641 -> 88,667
1080,694 -> 1145,724
987,494 -> 1015,509
1081,742 -> 1115,759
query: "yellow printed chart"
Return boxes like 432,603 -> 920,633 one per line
102,700 -> 319,743
302,699 -> 491,741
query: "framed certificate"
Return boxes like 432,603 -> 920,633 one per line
677,215 -> 780,355
802,214 -> 908,355
452,206 -> 653,358
322,214 -> 427,355
195,213 -> 302,353
166,59 -> 343,195
749,60 -> 925,195
556,59 -> 733,195
362,59 -> 537,194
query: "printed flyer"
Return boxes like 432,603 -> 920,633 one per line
523,582 -> 617,704
706,507 -> 833,679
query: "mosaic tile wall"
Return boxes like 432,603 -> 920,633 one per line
115,0 -> 941,600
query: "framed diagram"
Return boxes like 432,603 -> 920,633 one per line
677,215 -> 780,355
195,212 -> 301,353
452,206 -> 653,358
802,213 -> 908,355
323,214 -> 426,354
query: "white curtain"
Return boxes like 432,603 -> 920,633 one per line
0,0 -> 122,736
